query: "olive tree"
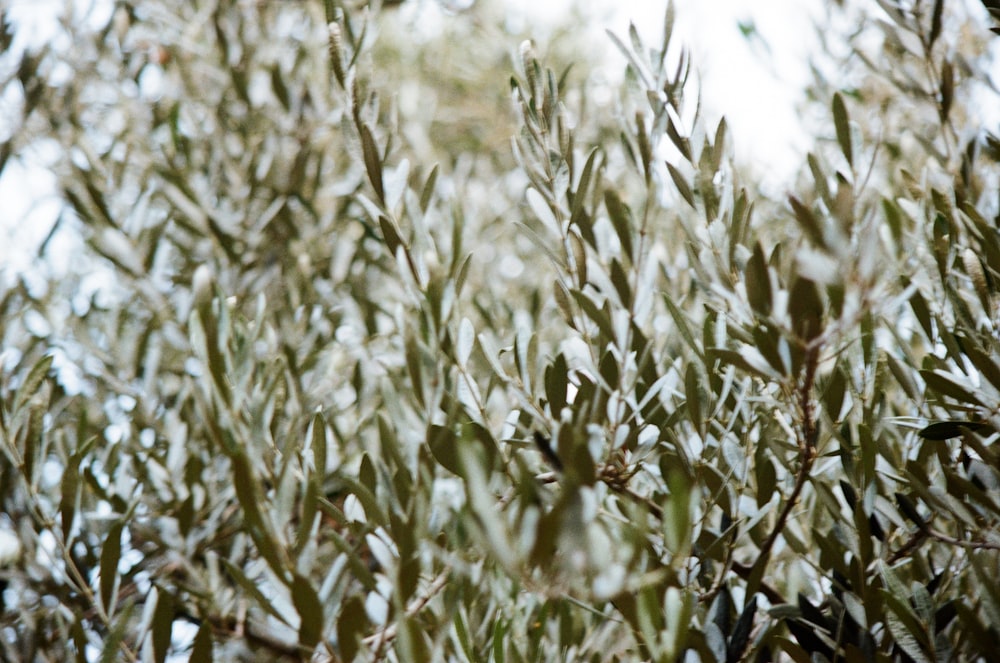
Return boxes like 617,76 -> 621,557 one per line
1,0 -> 999,660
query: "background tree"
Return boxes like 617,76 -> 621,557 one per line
2,0 -> 1000,660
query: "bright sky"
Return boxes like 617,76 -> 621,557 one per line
510,0 -> 822,185
1,0 -> 823,274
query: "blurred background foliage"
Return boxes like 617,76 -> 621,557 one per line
2,0 -> 1000,660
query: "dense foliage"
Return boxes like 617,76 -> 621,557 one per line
2,0 -> 1000,660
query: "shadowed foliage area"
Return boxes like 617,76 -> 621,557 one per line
2,0 -> 1000,660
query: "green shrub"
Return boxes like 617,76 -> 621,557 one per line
2,0 -> 1000,660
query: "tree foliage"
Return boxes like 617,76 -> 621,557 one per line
2,0 -> 1000,660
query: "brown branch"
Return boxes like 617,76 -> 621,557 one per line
362,567 -> 452,651
750,344 -> 821,590
889,521 -> 1000,563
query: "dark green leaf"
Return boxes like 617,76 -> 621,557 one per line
420,163 -> 439,214
917,420 -> 989,440
337,595 -> 368,662
545,353 -> 569,415
292,572 -> 323,650
428,424 -> 462,476
361,123 -> 384,204
666,161 -> 696,209
745,242 -> 771,315
788,277 -> 824,342
604,189 -> 634,262
189,622 -> 213,663
59,459 -> 79,542
100,521 -> 123,615
13,353 -> 53,416
833,92 -> 853,168
789,196 -> 825,247
379,215 -> 404,255
151,589 -> 174,663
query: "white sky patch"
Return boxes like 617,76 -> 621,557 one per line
503,0 -> 824,187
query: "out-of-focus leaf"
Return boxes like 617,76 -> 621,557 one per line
609,257 -> 632,308
379,215 -> 404,255
361,123 -> 385,204
663,469 -> 694,557
568,230 -> 587,288
788,277 -> 824,342
13,354 -> 53,416
457,317 -> 475,367
189,622 -> 213,663
662,294 -> 702,358
939,59 -> 954,122
571,291 -> 615,340
833,93 -> 853,168
789,196 -> 825,247
920,369 -> 983,406
59,457 -> 79,542
337,595 -> 368,661
544,353 -> 568,415
219,556 -> 292,626
604,189 -> 634,262
745,242 -> 772,315
100,520 -> 123,615
527,187 -> 558,234
420,163 -> 439,214
428,424 -> 461,476
292,572 -> 323,651
729,596 -> 758,663
667,161 -> 696,209
151,589 -> 173,663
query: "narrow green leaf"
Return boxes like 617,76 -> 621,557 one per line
685,363 -> 704,433
917,420 -> 988,440
219,556 -> 292,626
745,241 -> 772,315
151,589 -> 174,663
662,294 -> 702,358
939,59 -> 954,122
100,521 -> 123,615
666,161 -> 696,209
292,572 -> 323,651
452,610 -> 477,663
604,189 -> 634,262
230,452 -> 287,579
419,163 -> 439,214
428,424 -> 462,476
571,291 -> 615,340
554,279 -> 575,327
492,618 -> 507,663
832,92 -> 852,168
929,0 -> 944,46
789,196 -> 825,247
920,369 -> 984,406
609,258 -> 632,308
60,459 -> 79,541
405,334 -> 426,408
13,353 -> 53,416
22,403 -> 43,487
569,230 -> 587,288
789,277 -> 824,341
189,622 -> 213,663
379,215 -> 403,255
310,411 -> 328,478
545,353 -> 569,415
337,595 -> 368,661
361,123 -> 384,204
712,117 -> 728,172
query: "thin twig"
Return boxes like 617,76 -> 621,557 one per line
753,343 -> 821,585
362,567 -> 452,648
